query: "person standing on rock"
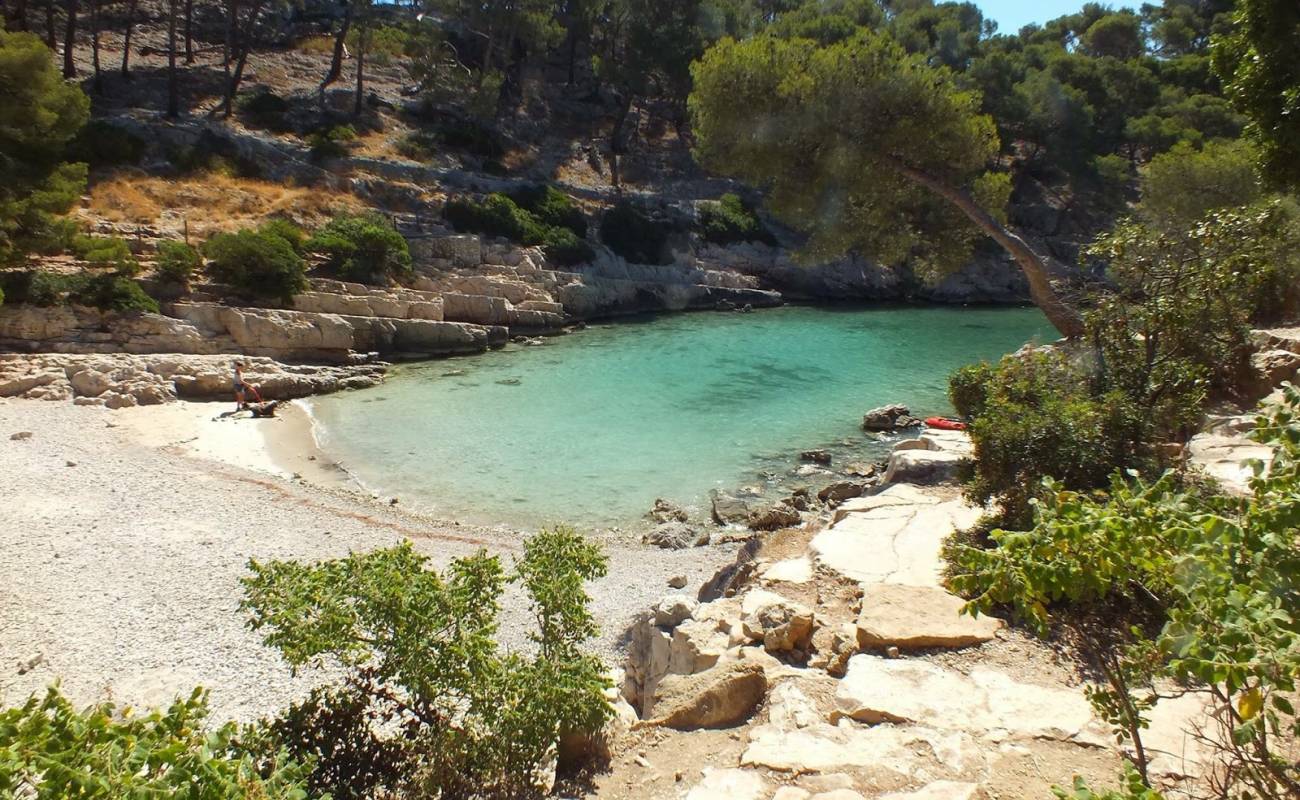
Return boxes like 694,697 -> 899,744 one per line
232,362 -> 262,411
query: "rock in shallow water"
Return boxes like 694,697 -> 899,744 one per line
862,403 -> 922,431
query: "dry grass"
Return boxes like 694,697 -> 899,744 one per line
86,170 -> 361,236
295,35 -> 336,56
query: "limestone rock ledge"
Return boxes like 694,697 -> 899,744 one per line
0,353 -> 385,408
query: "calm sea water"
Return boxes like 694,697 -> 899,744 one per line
309,305 -> 1052,531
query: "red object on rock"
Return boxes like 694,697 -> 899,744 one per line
925,416 -> 967,431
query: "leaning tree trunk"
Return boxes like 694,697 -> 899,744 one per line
120,0 -> 136,75
61,0 -> 77,76
166,0 -> 178,116
321,0 -> 353,90
45,0 -> 55,49
352,27 -> 365,117
219,0 -> 262,117
891,161 -> 1086,339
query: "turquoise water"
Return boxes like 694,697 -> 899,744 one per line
310,306 -> 1051,530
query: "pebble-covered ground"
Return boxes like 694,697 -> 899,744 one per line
0,399 -> 737,722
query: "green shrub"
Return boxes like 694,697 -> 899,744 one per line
203,228 -> 306,303
508,185 -> 588,238
952,349 -> 1156,526
0,270 -> 74,306
155,240 -> 201,284
242,526 -> 612,800
435,118 -> 504,160
600,202 -> 673,265
258,218 -> 307,254
445,193 -> 548,245
67,272 -> 159,313
542,226 -> 595,267
396,130 -> 437,162
308,124 -> 357,162
168,134 -> 264,179
65,120 -> 146,167
697,193 -> 776,246
306,212 -> 411,283
237,89 -> 293,132
70,234 -> 139,273
0,686 -> 311,799
351,23 -> 410,66
952,388 -> 1300,798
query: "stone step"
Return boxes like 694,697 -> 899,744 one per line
855,584 -> 1002,651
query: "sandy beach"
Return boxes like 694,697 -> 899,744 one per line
0,397 -> 740,722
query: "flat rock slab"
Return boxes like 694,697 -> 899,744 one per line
743,720 -> 983,777
879,781 -> 983,800
762,556 -> 814,584
650,661 -> 768,730
833,655 -> 1095,742
856,584 -> 1004,651
685,768 -> 769,800
812,485 -> 982,587
1186,433 -> 1273,495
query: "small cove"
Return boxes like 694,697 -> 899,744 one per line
309,305 -> 1052,531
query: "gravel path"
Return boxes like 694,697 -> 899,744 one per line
0,399 -> 737,722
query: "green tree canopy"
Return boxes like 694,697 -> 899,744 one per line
1137,138 -> 1262,230
1212,0 -> 1300,189
689,29 -> 1083,336
0,29 -> 90,264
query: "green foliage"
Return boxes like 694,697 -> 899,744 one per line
1212,0 -> 1300,189
508,185 -> 588,238
70,235 -> 139,273
237,89 -> 293,132
1137,139 -> 1262,231
599,202 -> 673,265
203,228 -> 307,303
1054,764 -> 1166,800
1080,13 -> 1145,61
156,240 -> 202,285
689,30 -> 1001,273
396,130 -> 438,162
0,270 -> 74,306
65,120 -> 146,167
259,218 -> 307,255
349,22 -> 409,66
697,193 -> 776,246
242,526 -> 613,800
952,349 -> 1155,526
67,272 -> 160,313
307,125 -> 357,162
953,387 -> 1300,797
445,193 -> 594,267
0,30 -> 90,265
306,212 -> 411,283
0,685 -> 312,799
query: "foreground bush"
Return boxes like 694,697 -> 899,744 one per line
242,526 -> 612,800
0,686 -> 312,798
697,193 -> 776,246
70,234 -> 139,273
952,386 -> 1300,798
204,226 -> 306,303
307,212 -> 411,282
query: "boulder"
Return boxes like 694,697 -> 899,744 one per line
817,481 -> 869,506
685,768 -> 769,800
648,497 -> 689,524
643,521 -> 709,549
653,594 -> 698,628
711,491 -> 752,525
741,589 -> 815,653
747,502 -> 801,531
856,584 -> 1003,651
648,662 -> 768,730
800,449 -> 832,465
862,404 -> 921,431
668,619 -> 730,675
883,449 -> 968,485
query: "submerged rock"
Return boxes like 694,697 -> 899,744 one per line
648,497 -> 689,524
799,449 -> 832,465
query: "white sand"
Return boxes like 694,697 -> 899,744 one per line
0,398 -> 736,722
